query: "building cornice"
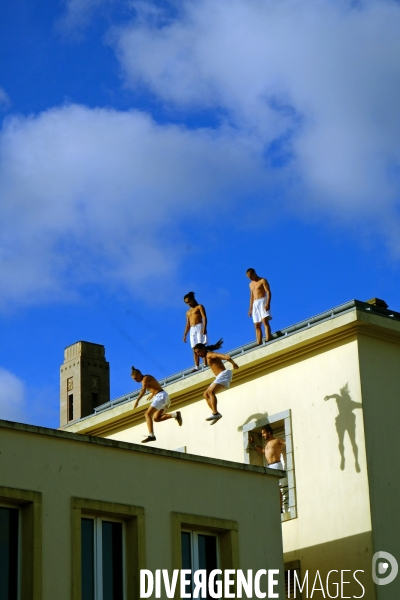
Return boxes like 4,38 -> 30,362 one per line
62,307 -> 400,437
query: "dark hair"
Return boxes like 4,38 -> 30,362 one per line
183,291 -> 196,302
194,339 -> 223,353
131,366 -> 141,375
262,424 -> 273,435
246,268 -> 256,275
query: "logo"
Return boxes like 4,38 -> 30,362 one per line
372,551 -> 398,586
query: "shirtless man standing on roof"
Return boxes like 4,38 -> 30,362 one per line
131,367 -> 182,443
193,339 -> 239,424
246,268 -> 272,345
250,425 -> 286,509
183,291 -> 208,370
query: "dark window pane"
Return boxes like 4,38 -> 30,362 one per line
181,532 -> 192,597
102,521 -> 123,600
198,535 -> 217,571
198,535 -> 218,600
0,507 -> 19,600
68,394 -> 74,421
81,519 -> 95,600
92,393 -> 98,412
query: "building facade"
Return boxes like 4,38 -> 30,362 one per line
0,420 -> 284,600
64,300 -> 400,600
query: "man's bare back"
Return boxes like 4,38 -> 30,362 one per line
140,374 -> 163,396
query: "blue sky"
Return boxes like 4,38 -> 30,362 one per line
1,0 -> 400,428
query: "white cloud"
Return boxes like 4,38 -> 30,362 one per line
0,367 -> 26,422
58,0 -> 115,33
0,88 -> 11,110
0,104 -> 267,306
113,0 -> 400,235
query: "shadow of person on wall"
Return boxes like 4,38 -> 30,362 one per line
237,412 -> 269,432
324,384 -> 362,473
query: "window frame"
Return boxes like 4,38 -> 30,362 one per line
81,514 -> 127,600
0,486 -> 42,600
171,512 -> 239,600
71,498 -> 145,600
242,409 -> 297,521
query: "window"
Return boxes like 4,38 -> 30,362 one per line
68,394 -> 74,421
81,517 -> 124,600
91,393 -> 98,413
181,531 -> 219,598
171,512 -> 239,600
72,498 -> 145,600
0,507 -> 19,600
284,561 -> 302,599
243,410 -> 297,521
0,487 -> 42,600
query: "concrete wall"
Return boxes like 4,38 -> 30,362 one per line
0,421 -> 284,600
358,328 -> 400,600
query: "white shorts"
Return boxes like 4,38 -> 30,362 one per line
267,461 -> 285,470
150,390 -> 170,411
212,369 -> 233,389
190,323 -> 207,348
252,297 -> 272,323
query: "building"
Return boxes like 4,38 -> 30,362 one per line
64,299 -> 400,599
0,419 -> 284,600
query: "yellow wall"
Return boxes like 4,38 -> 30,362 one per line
0,421 -> 284,600
64,309 -> 400,599
358,331 -> 400,600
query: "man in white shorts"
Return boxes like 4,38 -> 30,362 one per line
193,340 -> 239,424
246,268 -> 272,345
183,291 -> 208,370
131,367 -> 182,443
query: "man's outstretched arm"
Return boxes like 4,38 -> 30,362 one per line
248,288 -> 254,316
211,352 -> 239,369
249,434 -> 264,453
133,378 -> 148,409
183,315 -> 190,342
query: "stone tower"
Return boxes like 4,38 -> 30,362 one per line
60,341 -> 110,427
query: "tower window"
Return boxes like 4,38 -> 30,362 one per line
92,393 -> 98,413
68,394 -> 74,421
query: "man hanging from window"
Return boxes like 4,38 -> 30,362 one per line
131,367 -> 182,443
246,268 -> 272,345
182,291 -> 208,371
250,425 -> 287,510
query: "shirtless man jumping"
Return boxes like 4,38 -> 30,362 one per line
250,425 -> 287,509
131,367 -> 182,443
246,268 -> 272,345
183,291 -> 208,370
193,339 -> 239,424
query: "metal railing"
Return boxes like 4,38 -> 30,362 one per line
88,299 -> 399,418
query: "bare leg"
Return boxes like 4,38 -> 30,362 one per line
145,406 -> 157,436
254,322 -> 262,345
153,409 -> 175,423
262,317 -> 272,342
193,349 -> 200,368
205,383 -> 226,414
